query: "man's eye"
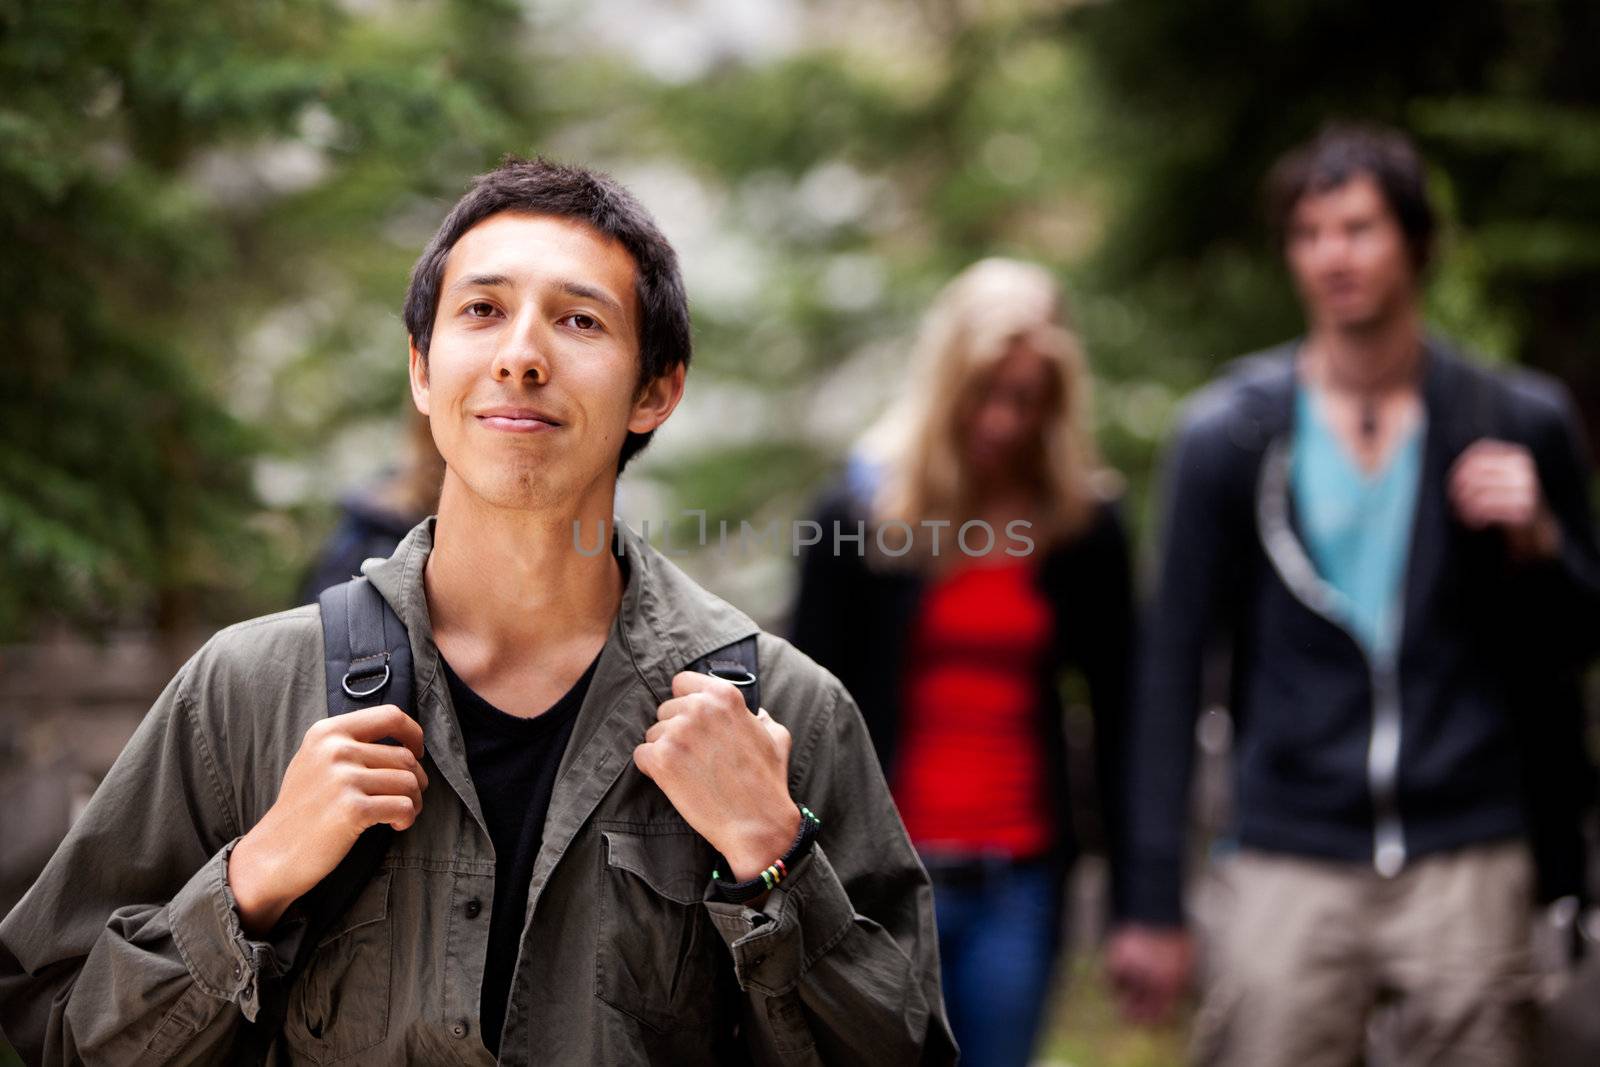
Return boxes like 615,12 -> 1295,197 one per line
465,302 -> 498,318
562,313 -> 599,331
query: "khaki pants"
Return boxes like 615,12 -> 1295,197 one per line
1191,841 -> 1538,1067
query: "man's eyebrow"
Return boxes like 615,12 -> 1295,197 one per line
445,274 -> 626,316
447,273 -> 513,295
557,280 -> 625,317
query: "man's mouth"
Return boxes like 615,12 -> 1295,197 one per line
1321,275 -> 1361,300
475,407 -> 563,432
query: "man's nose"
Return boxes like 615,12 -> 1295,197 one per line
492,309 -> 551,385
1311,230 -> 1353,271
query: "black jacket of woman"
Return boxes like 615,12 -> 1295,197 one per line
790,478 -> 1134,913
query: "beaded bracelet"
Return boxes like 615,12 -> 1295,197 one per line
711,805 -> 821,904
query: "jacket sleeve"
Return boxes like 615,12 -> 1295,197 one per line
1514,377 -> 1600,661
1504,377 -> 1600,903
702,680 -> 957,1066
1063,501 -> 1137,918
0,656 -> 306,1065
788,486 -> 866,691
1121,399 -> 1250,927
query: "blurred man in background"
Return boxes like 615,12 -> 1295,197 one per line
1109,124 -> 1600,1065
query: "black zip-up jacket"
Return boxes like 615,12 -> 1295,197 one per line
1123,336 -> 1600,926
790,484 -> 1134,910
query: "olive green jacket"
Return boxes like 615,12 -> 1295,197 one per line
0,518 -> 956,1065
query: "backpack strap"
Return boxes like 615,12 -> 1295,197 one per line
688,634 -> 760,712
320,574 -> 414,715
237,577 -> 416,1062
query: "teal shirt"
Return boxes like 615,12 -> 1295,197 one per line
1290,383 -> 1425,660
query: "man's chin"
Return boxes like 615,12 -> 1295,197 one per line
455,470 -> 565,514
1326,303 -> 1390,334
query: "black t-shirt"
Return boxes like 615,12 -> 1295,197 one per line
443,649 -> 599,1056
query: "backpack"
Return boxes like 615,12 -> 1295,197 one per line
236,574 -> 759,1060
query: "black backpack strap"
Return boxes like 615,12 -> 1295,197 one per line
237,577 -> 416,1062
689,634 -> 760,712
320,574 -> 414,715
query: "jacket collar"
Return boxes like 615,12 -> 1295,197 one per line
1231,332 -> 1477,444
1250,333 -> 1491,665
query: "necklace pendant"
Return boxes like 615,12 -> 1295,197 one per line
1359,403 -> 1379,441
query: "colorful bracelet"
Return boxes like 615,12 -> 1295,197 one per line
711,805 -> 821,904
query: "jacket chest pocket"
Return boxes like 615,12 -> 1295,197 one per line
285,867 -> 394,1064
595,826 -> 726,1034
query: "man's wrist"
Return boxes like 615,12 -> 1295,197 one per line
1532,506 -> 1563,558
1509,505 -> 1563,562
722,802 -> 804,882
228,828 -> 295,938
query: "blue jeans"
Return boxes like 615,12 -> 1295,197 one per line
924,854 -> 1065,1067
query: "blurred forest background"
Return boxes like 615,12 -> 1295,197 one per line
6,0 -> 1600,639
3,1 -> 1598,1063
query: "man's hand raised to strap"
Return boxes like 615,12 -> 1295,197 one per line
228,704 -> 429,937
1449,439 -> 1562,560
633,671 -> 801,881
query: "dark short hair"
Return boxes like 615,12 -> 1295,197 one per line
403,156 -> 691,472
1265,123 -> 1438,273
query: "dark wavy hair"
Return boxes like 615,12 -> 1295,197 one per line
403,156 -> 691,472
1265,123 -> 1438,274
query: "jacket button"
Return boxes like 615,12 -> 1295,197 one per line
451,1020 -> 469,1039
465,898 -> 482,919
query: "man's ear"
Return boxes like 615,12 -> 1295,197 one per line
408,337 -> 431,416
627,362 -> 687,435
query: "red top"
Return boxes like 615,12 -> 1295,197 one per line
892,557 -> 1054,858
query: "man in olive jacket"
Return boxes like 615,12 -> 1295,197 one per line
0,157 -> 957,1066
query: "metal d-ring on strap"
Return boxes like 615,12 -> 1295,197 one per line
689,635 -> 760,713
708,666 -> 757,689
342,653 -> 392,699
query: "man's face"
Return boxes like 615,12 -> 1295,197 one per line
1285,172 -> 1417,332
409,212 -> 683,512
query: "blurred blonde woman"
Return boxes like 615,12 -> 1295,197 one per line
791,258 -> 1132,1067
299,408 -> 445,603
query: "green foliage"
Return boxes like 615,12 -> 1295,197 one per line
0,0 -> 548,637
1069,0 -> 1600,438
5,0 -> 1597,638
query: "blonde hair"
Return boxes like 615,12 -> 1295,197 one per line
859,258 -> 1109,562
